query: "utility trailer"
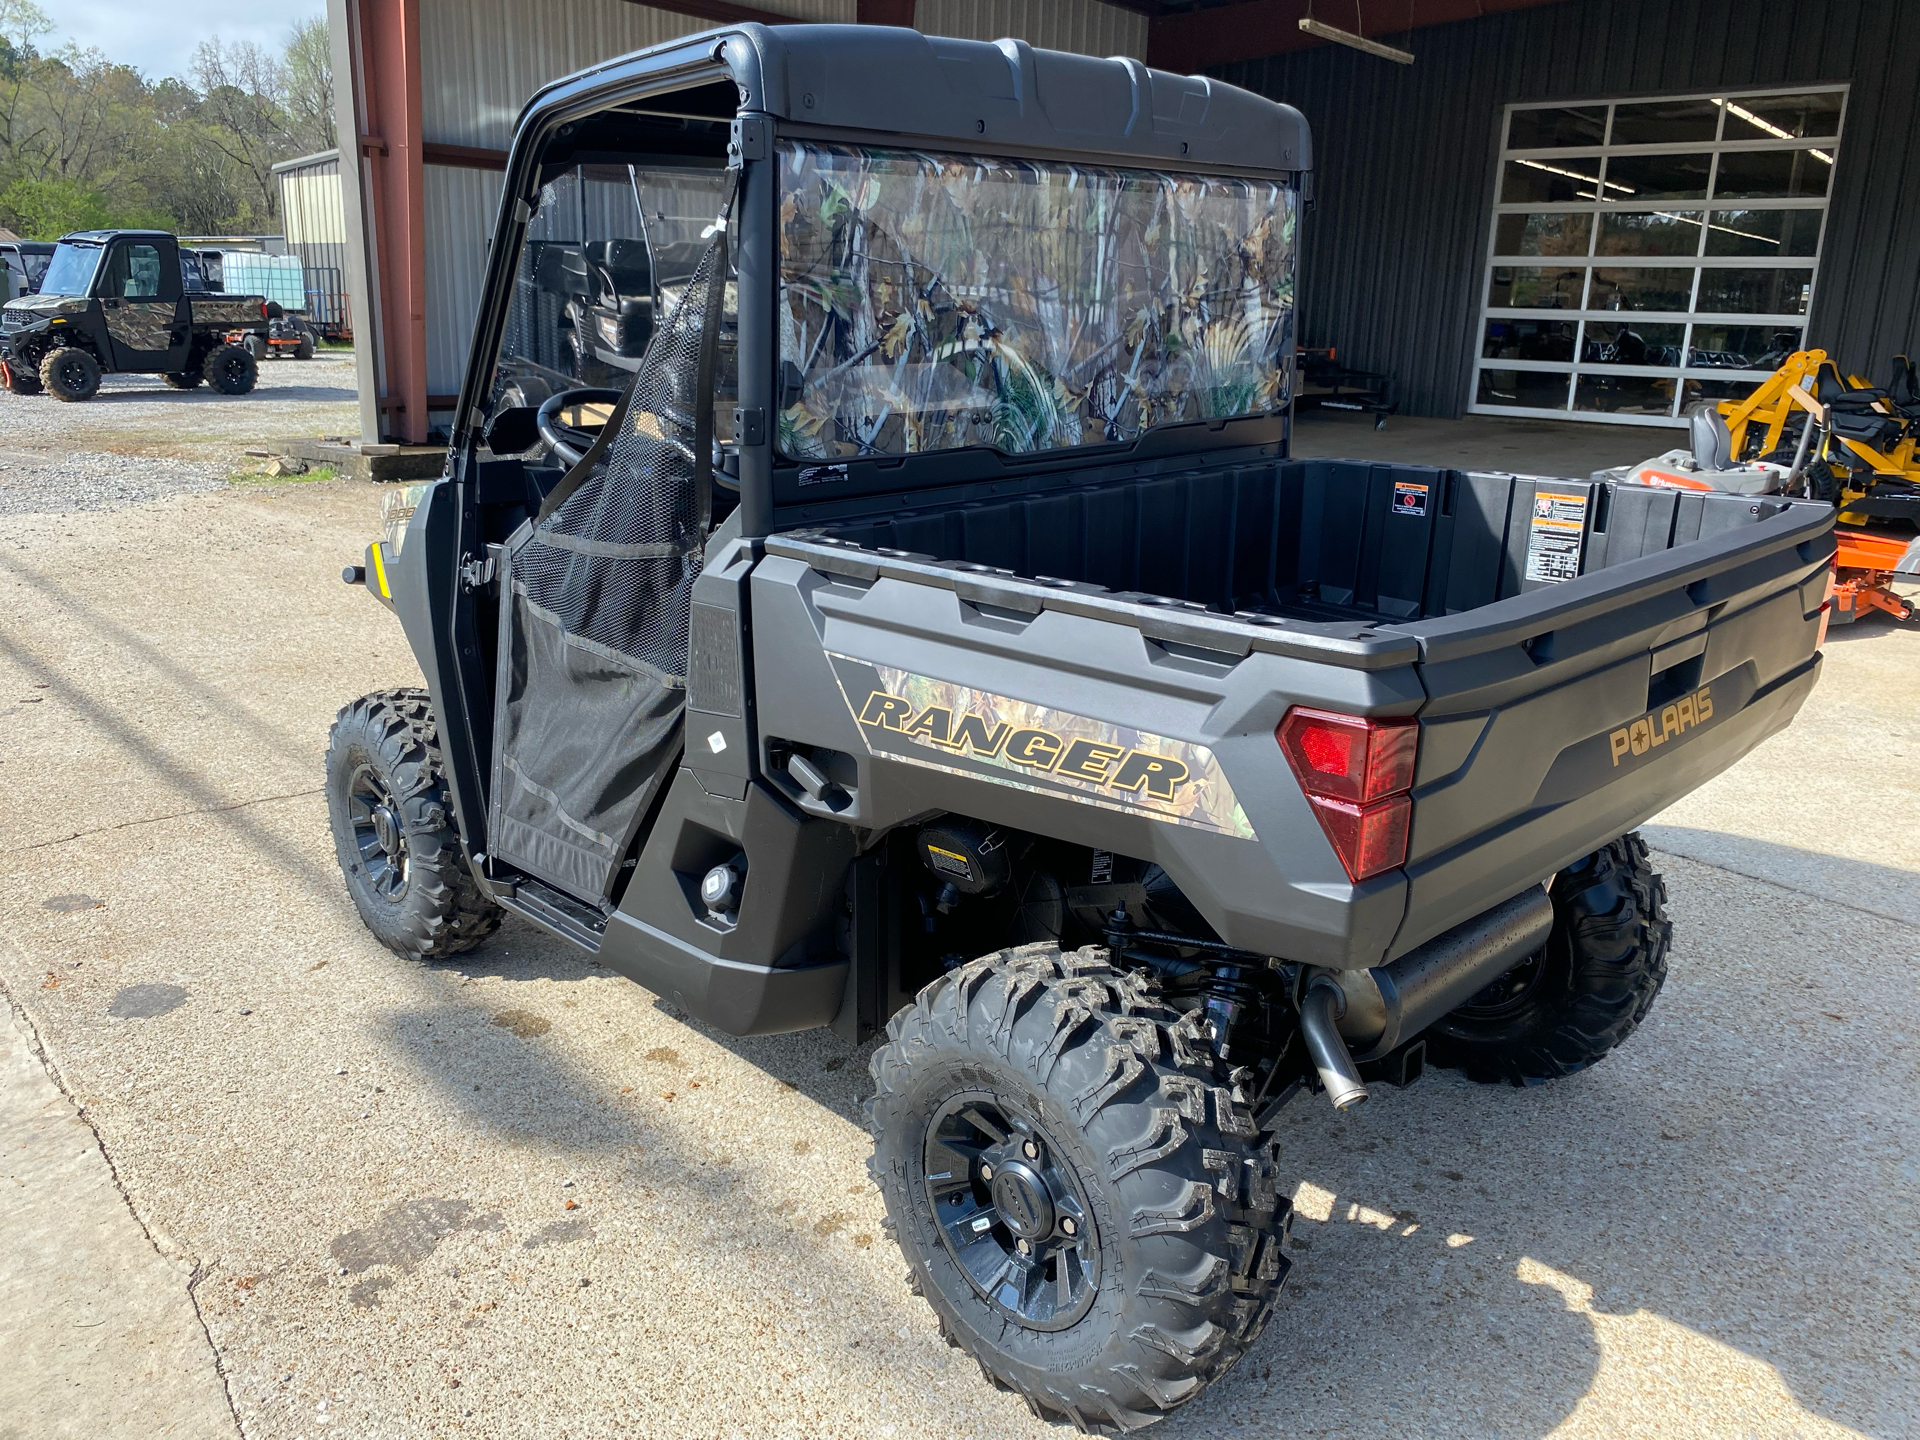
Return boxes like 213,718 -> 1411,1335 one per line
325,25 -> 1832,1429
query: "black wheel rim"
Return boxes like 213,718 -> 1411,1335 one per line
347,763 -> 409,901
922,1094 -> 1100,1331
1454,947 -> 1548,1018
57,356 -> 89,389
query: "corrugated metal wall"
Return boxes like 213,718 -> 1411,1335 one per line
423,166 -> 505,392
916,0 -> 1144,57
412,0 -> 1143,404
415,0 -> 861,393
1219,0 -> 1920,418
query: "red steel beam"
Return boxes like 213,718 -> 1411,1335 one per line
1147,0 -> 1572,74
624,0 -> 920,26
856,0 -> 919,24
356,0 -> 429,444
422,142 -> 509,171
618,0 -> 803,24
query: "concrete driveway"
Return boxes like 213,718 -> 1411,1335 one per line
1,473 -> 1914,1440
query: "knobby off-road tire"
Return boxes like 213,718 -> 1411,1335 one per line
4,360 -> 42,395
294,331 -> 316,360
869,944 -> 1292,1432
207,343 -> 258,395
1425,833 -> 1671,1085
326,687 -> 501,961
40,346 -> 101,402
163,368 -> 204,390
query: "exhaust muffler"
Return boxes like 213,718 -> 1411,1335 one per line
1296,885 -> 1555,1109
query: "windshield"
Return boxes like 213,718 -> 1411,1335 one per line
777,142 -> 1298,461
489,163 -> 735,429
38,242 -> 102,297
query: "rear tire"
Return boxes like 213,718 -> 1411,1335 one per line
207,343 -> 257,395
1424,833 -> 1671,1085
869,944 -> 1291,1431
294,330 -> 316,360
326,688 -> 501,961
40,346 -> 101,402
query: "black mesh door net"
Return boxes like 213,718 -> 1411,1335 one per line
489,186 -> 731,900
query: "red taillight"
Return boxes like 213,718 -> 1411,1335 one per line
1277,707 -> 1419,881
1277,707 -> 1417,804
260,300 -> 270,319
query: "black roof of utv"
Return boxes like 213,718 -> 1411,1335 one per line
525,21 -> 1312,174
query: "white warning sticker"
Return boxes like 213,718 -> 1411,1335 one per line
1524,488 -> 1589,584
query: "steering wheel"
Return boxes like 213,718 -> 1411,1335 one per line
536,387 -> 623,468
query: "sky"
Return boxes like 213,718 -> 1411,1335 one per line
42,0 -> 327,82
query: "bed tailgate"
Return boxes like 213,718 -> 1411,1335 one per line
1382,492 -> 1833,960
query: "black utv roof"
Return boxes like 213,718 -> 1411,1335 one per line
57,230 -> 175,243
536,22 -> 1311,175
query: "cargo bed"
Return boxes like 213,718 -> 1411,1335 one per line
769,454 -> 1834,959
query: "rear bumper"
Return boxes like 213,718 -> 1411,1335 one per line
1387,653 -> 1818,958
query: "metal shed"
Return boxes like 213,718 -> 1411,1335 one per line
273,149 -> 353,338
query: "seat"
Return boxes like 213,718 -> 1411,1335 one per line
1815,361 -> 1904,449
1886,355 -> 1920,416
1688,402 -> 1732,470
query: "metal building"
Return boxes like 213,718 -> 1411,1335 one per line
274,149 -> 354,338
331,0 -> 1920,441
1206,0 -> 1920,425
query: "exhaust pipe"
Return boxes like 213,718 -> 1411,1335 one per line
1298,978 -> 1369,1110
1298,884 -> 1557,1108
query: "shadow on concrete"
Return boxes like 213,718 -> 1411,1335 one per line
0,551 -> 323,771
81,383 -> 358,406
1643,823 -> 1919,925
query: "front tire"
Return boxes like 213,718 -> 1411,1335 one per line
869,944 -> 1291,1431
294,330 -> 316,360
41,346 -> 101,402
1424,833 -> 1671,1085
207,343 -> 258,395
326,688 -> 501,961
3,358 -> 41,395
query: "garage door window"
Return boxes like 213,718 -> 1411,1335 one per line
1473,86 -> 1845,425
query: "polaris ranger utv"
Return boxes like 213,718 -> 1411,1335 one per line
326,25 -> 1833,1429
0,230 -> 267,400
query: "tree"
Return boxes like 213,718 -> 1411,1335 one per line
283,16 -> 333,155
0,14 -> 337,238
190,36 -> 291,222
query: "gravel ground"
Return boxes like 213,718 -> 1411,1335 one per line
0,356 -> 360,517
0,474 -> 1914,1440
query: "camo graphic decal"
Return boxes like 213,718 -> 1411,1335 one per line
828,654 -> 1255,840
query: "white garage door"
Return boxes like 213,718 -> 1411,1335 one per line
1471,86 -> 1846,427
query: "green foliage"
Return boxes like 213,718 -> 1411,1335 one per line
0,17 -> 331,241
0,175 -> 170,238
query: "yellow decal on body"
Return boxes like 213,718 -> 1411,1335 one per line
833,656 -> 1255,840
369,541 -> 391,599
1609,685 -> 1714,767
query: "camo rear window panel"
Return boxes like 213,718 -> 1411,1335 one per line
777,142 -> 1298,461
